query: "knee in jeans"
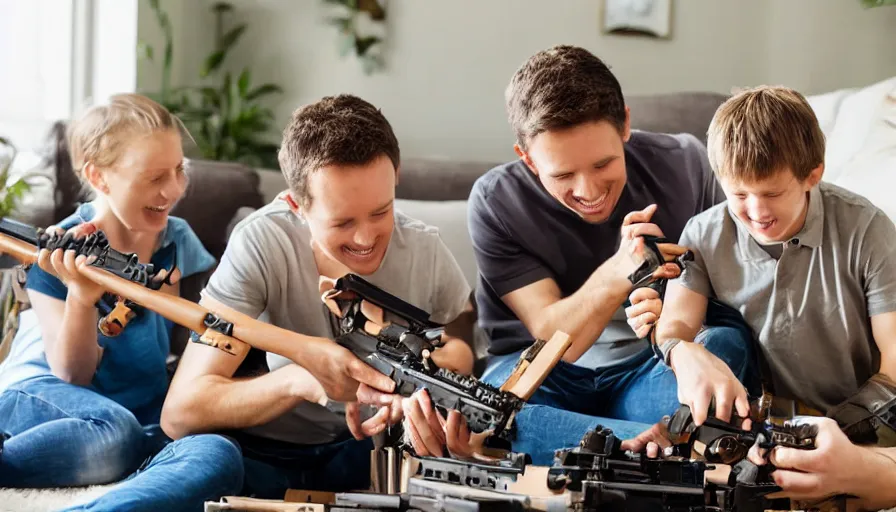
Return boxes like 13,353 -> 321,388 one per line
178,434 -> 245,496
74,408 -> 147,484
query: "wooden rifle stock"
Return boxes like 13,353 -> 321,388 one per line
0,226 -> 322,366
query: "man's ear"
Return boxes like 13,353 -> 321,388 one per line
394,165 -> 400,187
83,162 -> 110,195
622,106 -> 632,143
514,143 -> 538,176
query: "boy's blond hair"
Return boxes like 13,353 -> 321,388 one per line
706,85 -> 825,183
68,93 -> 188,179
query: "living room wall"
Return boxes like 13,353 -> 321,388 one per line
137,0 -> 896,163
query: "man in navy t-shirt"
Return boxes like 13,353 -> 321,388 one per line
469,46 -> 759,431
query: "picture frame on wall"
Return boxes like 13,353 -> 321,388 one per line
601,0 -> 672,39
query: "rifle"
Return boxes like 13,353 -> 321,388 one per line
664,404 -> 850,511
321,273 -> 572,439
0,219 -> 386,383
0,219 -> 564,439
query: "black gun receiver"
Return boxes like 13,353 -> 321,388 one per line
666,404 -> 816,468
324,274 -> 526,439
0,217 -> 168,291
547,426 -> 716,512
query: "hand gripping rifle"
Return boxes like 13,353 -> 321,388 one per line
664,404 -> 852,511
0,218 -> 381,381
321,273 -> 548,441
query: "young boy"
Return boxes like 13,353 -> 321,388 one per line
655,85 -> 896,440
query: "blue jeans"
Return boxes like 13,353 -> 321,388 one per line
483,300 -> 759,464
67,432 -> 373,510
0,375 -> 241,512
0,374 -> 151,487
61,434 -> 244,512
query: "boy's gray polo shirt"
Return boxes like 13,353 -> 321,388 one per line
201,199 -> 472,446
677,181 -> 896,413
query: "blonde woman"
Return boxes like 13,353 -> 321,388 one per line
0,94 -> 241,510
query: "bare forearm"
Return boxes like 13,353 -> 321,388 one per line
46,299 -> 101,385
161,366 -> 306,439
846,447 -> 896,510
537,265 -> 632,363
432,337 -> 474,375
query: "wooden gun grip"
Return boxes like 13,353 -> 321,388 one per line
501,331 -> 571,400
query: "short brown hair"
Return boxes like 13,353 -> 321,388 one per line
68,93 -> 186,178
278,94 -> 400,206
505,45 -> 626,150
706,85 -> 825,183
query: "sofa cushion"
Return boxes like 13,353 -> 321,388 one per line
396,158 -> 499,203
809,77 -> 896,222
627,92 -> 729,144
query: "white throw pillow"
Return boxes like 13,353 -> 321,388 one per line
394,199 -> 477,288
809,77 -> 896,223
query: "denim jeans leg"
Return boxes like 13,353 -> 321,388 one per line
599,348 -> 682,424
60,434 -> 245,512
510,404 -> 652,466
481,350 -> 601,415
0,375 -> 147,487
603,301 -> 760,424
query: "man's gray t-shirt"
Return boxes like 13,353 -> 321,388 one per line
677,181 -> 896,413
202,198 -> 472,445
468,131 -> 723,369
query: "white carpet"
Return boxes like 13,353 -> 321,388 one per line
0,484 -> 115,512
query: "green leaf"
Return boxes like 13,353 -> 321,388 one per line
861,0 -> 896,6
218,24 -> 247,55
201,51 -> 226,78
199,86 -> 221,107
354,35 -> 380,56
245,84 -> 282,102
237,69 -> 251,97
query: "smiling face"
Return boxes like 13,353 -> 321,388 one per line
300,155 -> 396,275
518,119 -> 630,224
719,166 -> 823,244
88,129 -> 187,235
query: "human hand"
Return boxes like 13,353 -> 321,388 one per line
621,419 -> 673,459
344,384 -> 403,440
749,417 -> 874,502
626,287 -> 662,339
669,341 -> 750,426
402,389 -> 482,459
614,204 -> 690,284
302,339 -> 395,403
36,223 -> 105,307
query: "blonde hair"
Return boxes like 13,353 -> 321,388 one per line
68,93 -> 188,178
706,85 -> 825,183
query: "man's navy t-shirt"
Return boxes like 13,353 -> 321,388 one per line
468,130 -> 723,368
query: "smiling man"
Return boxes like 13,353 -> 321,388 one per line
467,45 -> 758,434
159,94 -> 476,499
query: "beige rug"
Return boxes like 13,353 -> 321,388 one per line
0,485 -> 115,512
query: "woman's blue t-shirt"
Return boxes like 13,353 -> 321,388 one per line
0,202 -> 215,424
